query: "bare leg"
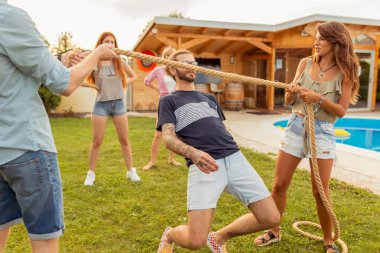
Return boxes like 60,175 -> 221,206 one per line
30,238 -> 59,253
254,150 -> 301,244
88,115 -> 108,172
165,209 -> 214,250
0,228 -> 10,253
310,158 -> 335,252
143,131 -> 161,170
213,196 -> 280,246
112,114 -> 133,170
168,150 -> 181,166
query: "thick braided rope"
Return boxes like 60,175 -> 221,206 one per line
105,49 -> 346,251
292,104 -> 347,252
114,49 -> 288,89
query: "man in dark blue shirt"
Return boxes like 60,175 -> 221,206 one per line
156,50 -> 280,253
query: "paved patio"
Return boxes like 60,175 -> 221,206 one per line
223,110 -> 380,195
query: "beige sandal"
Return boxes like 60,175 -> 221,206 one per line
254,230 -> 281,247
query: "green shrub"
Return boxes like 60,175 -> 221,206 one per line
38,85 -> 61,113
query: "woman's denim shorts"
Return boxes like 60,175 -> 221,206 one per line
280,113 -> 336,159
93,99 -> 126,117
0,150 -> 64,240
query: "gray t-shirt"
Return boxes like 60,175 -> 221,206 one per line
94,64 -> 124,102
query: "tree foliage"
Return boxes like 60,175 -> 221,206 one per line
167,11 -> 186,18
38,85 -> 61,113
140,11 -> 187,38
52,31 -> 77,55
38,32 -> 77,113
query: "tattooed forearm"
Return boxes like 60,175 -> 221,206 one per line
162,123 -> 200,161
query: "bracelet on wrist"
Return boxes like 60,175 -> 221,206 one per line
318,96 -> 325,105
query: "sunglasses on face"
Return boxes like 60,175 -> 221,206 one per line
179,61 -> 198,66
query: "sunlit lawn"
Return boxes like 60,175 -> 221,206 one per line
5,117 -> 380,252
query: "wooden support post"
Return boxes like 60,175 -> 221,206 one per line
371,35 -> 380,111
267,48 -> 275,111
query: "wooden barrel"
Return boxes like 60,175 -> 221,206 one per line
194,83 -> 211,93
224,83 -> 244,110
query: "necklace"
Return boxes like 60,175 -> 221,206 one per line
318,62 -> 336,78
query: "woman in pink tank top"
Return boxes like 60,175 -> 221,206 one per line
143,46 -> 181,170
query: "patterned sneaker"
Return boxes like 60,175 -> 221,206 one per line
206,233 -> 227,253
126,167 -> 141,182
157,227 -> 173,253
84,170 -> 95,186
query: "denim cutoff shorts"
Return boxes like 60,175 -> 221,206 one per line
93,99 -> 126,117
0,151 -> 64,240
187,151 -> 270,211
280,113 -> 336,159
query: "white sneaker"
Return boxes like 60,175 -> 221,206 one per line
126,168 -> 141,182
84,170 -> 95,186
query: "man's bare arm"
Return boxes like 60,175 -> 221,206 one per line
162,123 -> 219,173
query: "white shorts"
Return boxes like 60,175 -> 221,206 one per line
187,151 -> 270,211
280,113 -> 336,159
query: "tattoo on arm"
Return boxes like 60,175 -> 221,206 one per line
162,123 -> 200,161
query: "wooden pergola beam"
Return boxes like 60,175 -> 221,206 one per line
244,31 -> 255,37
234,43 -> 253,54
176,26 -> 185,33
177,37 -> 182,49
200,27 -> 208,34
243,54 -> 271,61
215,41 -> 235,55
157,44 -> 166,54
195,39 -> 213,54
154,32 -> 270,42
347,24 -> 380,34
247,40 -> 272,54
350,31 -> 377,43
181,38 -> 209,50
155,36 -> 177,48
223,29 -> 232,36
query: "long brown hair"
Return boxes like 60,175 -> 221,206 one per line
87,32 -> 127,88
314,21 -> 360,104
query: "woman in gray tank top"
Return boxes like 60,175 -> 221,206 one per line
83,32 -> 141,186
254,22 -> 359,253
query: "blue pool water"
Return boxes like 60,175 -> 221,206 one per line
274,117 -> 380,152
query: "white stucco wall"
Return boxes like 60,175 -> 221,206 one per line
55,87 -> 97,113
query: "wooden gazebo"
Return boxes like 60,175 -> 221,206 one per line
129,14 -> 380,112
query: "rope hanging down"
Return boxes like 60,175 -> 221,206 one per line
76,48 -> 348,252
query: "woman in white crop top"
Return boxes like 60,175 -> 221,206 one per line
83,32 -> 141,186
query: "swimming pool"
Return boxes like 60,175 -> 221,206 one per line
274,117 -> 380,152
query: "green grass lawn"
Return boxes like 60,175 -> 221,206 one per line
5,117 -> 380,253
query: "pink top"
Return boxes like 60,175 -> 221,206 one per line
144,66 -> 176,97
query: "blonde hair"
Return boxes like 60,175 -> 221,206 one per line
162,46 -> 176,59
162,46 -> 177,77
